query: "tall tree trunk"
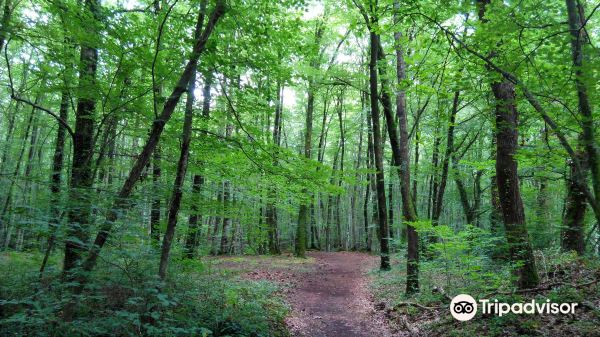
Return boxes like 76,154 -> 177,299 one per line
335,92 -> 345,249
387,177 -> 394,246
40,88 -> 69,275
184,71 -> 212,259
477,0 -> 538,289
326,145 -> 340,251
184,174 -> 203,258
150,147 -> 161,244
428,134 -> 441,219
364,110 -> 374,252
489,137 -> 503,234
296,21 -> 323,258
368,29 -> 390,271
150,0 -> 164,246
220,181 -> 232,255
267,81 -> 282,254
561,0 -> 595,254
565,0 -> 599,209
351,108 -> 364,251
363,178 -> 371,252
158,67 -> 197,279
63,0 -> 100,280
219,72 -> 236,255
411,120 -> 420,228
493,76 -> 539,289
313,95 -> 330,250
432,91 -> 459,225
562,140 -> 587,254
393,3 -> 419,293
453,150 -> 483,227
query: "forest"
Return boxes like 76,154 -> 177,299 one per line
0,0 -> 599,336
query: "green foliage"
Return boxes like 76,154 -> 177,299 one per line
0,251 -> 288,337
373,247 -> 600,337
1,0 -> 600,334
424,225 -> 510,293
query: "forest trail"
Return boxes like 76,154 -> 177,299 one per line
285,252 -> 392,337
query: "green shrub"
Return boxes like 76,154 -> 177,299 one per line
0,251 -> 288,337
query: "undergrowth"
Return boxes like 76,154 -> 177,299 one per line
0,250 -> 289,337
371,225 -> 600,337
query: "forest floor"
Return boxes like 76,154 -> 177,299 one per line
213,251 -> 392,337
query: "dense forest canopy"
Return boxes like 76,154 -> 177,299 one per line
0,0 -> 599,336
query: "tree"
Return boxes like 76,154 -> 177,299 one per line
184,71 -> 213,259
477,0 -> 539,289
561,0 -> 596,255
63,0 -> 100,281
158,1 -> 205,275
295,19 -> 324,258
364,5 -> 391,270
77,0 -> 226,291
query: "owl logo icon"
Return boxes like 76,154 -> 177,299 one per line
450,294 -> 477,321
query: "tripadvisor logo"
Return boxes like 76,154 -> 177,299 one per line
450,294 -> 578,321
450,294 -> 477,321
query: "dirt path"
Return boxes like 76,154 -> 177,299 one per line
285,252 -> 391,337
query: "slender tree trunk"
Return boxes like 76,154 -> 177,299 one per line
432,91 -> 459,224
562,139 -> 587,254
454,172 -> 472,225
351,109 -> 364,250
184,71 -> 212,259
219,72 -> 236,255
150,147 -> 161,244
363,179 -> 371,252
310,204 -> 321,250
428,134 -> 441,219
220,181 -> 232,255
211,189 -> 222,255
364,110 -> 374,252
296,22 -> 323,258
368,29 -> 390,271
149,0 -> 166,247
158,68 -> 197,279
313,95 -> 330,250
387,177 -> 394,247
534,165 -> 550,248
392,4 -> 420,292
326,145 -> 340,251
296,108 -> 310,254
489,137 -> 503,234
267,81 -> 282,254
335,92 -> 345,249
184,174 -> 203,259
411,120 -> 419,224
472,171 -> 482,227
40,88 -> 69,275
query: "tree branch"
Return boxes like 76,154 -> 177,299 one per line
4,39 -> 75,138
